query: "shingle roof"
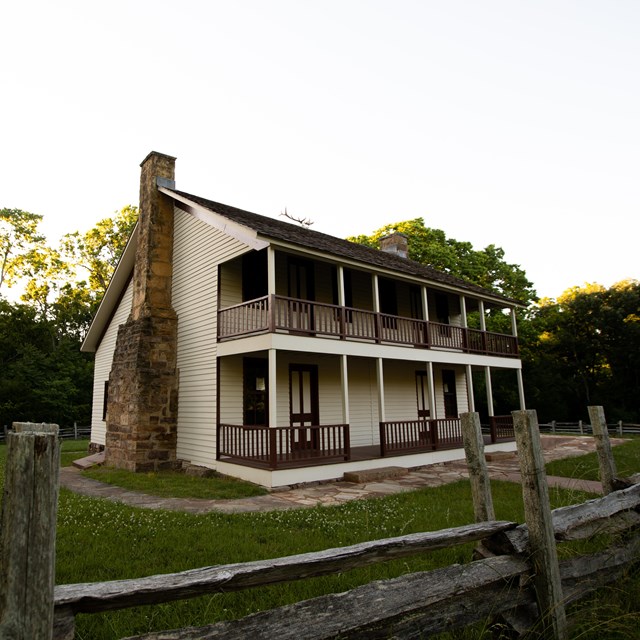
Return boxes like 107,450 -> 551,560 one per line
170,189 -> 522,306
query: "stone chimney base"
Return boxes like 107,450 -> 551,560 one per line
105,313 -> 179,472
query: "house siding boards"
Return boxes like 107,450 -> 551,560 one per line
383,361 -> 422,422
90,281 -> 134,445
218,356 -> 244,425
172,205 -> 250,467
347,357 -> 379,447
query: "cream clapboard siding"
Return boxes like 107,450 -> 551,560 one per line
218,355 -> 244,425
90,281 -> 134,445
346,357 -> 379,446
172,206 -> 251,467
219,256 -> 243,308
383,361 -> 420,421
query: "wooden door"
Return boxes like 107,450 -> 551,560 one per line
442,369 -> 459,419
289,364 -> 319,449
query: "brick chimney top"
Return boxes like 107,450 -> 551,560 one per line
379,232 -> 408,259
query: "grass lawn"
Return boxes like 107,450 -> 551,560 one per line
82,466 -> 268,500
1,439 -> 639,639
545,436 -> 640,481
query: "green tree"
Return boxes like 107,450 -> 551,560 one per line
0,208 -> 46,294
522,281 -> 640,422
0,205 -> 138,428
347,218 -> 536,304
60,205 -> 138,296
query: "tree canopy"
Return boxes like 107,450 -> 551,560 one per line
347,218 -> 537,305
0,205 -> 138,428
523,280 -> 640,421
0,208 -> 46,293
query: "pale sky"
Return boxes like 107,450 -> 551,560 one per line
2,0 -> 638,301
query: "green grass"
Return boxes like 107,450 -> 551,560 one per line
1,439 -> 639,639
60,438 -> 92,467
58,479 -> 590,639
545,436 -> 640,482
81,465 -> 268,499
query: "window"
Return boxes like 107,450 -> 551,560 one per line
102,381 -> 109,421
243,358 -> 268,426
442,369 -> 458,419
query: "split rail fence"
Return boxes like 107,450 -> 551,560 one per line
0,410 -> 639,639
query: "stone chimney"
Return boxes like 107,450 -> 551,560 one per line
379,232 -> 408,259
105,152 -> 180,472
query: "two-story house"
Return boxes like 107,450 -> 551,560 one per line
81,152 -> 526,488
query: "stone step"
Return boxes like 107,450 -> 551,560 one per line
485,451 -> 515,462
72,451 -> 105,470
343,466 -> 408,484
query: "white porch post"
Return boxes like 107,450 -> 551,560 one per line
510,306 -> 518,337
337,265 -> 346,306
478,300 -> 486,331
421,286 -> 430,321
340,355 -> 350,424
376,358 -> 385,423
372,274 -> 380,312
466,365 -> 475,412
485,367 -> 494,417
517,368 -> 526,410
268,348 -> 278,428
267,246 -> 276,296
460,295 -> 467,328
427,361 -> 437,418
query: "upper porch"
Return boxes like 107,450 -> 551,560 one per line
218,295 -> 518,357
217,247 -> 521,359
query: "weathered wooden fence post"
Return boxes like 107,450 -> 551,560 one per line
588,406 -> 617,495
461,412 -> 495,522
0,422 -> 60,640
512,410 -> 568,640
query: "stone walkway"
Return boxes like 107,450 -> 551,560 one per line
59,435 -> 625,514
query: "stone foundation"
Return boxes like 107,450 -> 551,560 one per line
106,314 -> 179,472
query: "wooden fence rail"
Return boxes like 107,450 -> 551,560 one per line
50,484 -> 640,639
0,423 -> 90,443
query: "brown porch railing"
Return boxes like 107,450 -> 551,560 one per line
488,415 -> 515,443
379,419 -> 464,456
218,295 -> 519,358
216,423 -> 350,470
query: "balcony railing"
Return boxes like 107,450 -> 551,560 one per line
488,415 -> 516,442
379,419 -> 465,456
218,295 -> 519,357
216,423 -> 350,470
380,415 -> 516,457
